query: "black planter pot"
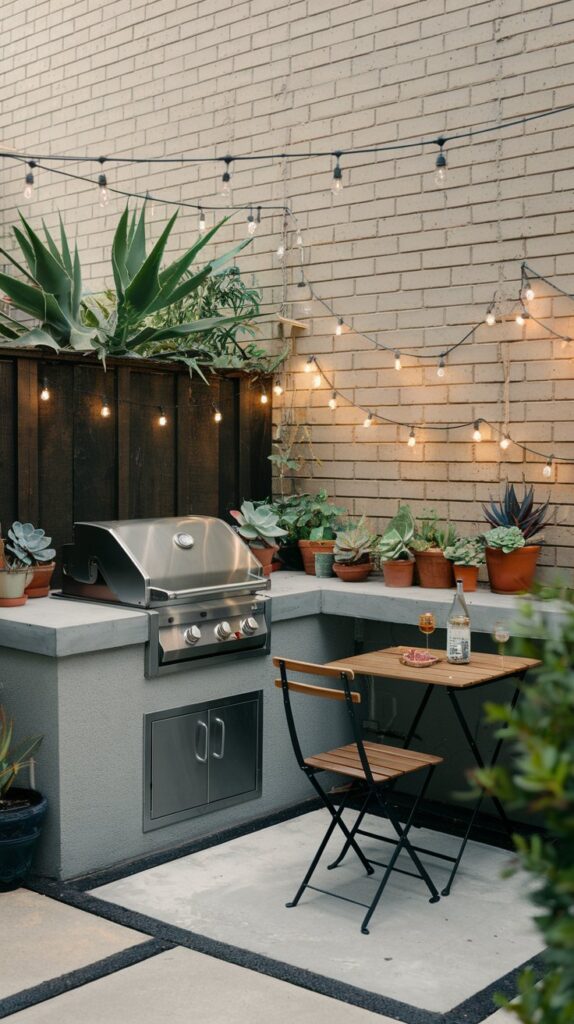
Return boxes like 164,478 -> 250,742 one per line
0,788 -> 48,889
276,542 -> 304,572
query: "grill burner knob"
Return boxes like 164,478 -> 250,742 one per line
240,616 -> 258,636
215,621 -> 232,641
184,625 -> 201,645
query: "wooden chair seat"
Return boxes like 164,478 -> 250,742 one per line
305,741 -> 443,785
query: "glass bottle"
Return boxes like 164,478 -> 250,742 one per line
447,579 -> 471,664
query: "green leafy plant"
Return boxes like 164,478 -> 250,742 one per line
0,707 -> 43,800
474,595 -> 574,1023
443,536 -> 485,567
272,490 -> 346,542
0,205 -> 254,378
377,505 -> 415,562
484,526 -> 525,554
410,509 -> 457,552
482,483 -> 552,541
229,501 -> 287,548
5,522 -> 56,567
334,517 -> 375,564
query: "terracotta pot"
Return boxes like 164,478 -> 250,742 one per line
276,543 -> 304,572
333,560 -> 372,583
452,564 -> 479,592
485,545 -> 540,595
382,559 -> 414,588
0,568 -> 33,607
25,562 -> 56,599
250,544 -> 279,577
298,539 -> 335,576
414,548 -> 454,589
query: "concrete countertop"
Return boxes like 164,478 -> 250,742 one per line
0,572 -> 545,658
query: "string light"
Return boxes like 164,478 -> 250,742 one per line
515,309 -> 528,326
407,427 -> 416,447
23,161 -> 35,199
303,356 -> 315,373
332,153 -> 343,195
221,156 -> 232,199
500,434 -> 511,450
97,158 -> 109,207
198,207 -> 206,235
273,380 -> 284,396
296,231 -> 303,247
437,357 -> 446,377
39,378 -> 50,401
276,242 -> 285,259
394,351 -> 402,371
313,373 -> 322,388
434,139 -> 447,186
328,392 -> 338,410
335,318 -> 344,336
212,404 -> 222,424
472,420 -> 482,442
260,389 -> 269,405
158,407 -> 167,427
363,412 -> 373,428
100,398 -> 111,418
247,207 -> 258,235
524,283 -> 534,302
542,457 -> 553,479
485,306 -> 496,326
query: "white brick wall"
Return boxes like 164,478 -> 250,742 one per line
1,0 -> 573,576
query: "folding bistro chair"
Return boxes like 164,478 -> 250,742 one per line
274,656 -> 444,934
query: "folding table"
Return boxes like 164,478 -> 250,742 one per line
326,646 -> 541,895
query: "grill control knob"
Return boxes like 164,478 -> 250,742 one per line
240,616 -> 259,636
184,625 -> 201,646
215,621 -> 232,641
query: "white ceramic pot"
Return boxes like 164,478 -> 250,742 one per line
0,568 -> 34,606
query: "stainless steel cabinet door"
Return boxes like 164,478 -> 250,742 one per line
208,699 -> 259,804
150,712 -> 209,820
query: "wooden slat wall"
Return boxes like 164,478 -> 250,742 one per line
0,351 -> 272,581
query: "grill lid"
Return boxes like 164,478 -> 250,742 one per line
62,516 -> 268,607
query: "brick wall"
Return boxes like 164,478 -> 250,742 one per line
1,0 -> 573,577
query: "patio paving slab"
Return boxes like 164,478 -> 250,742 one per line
90,810 -> 544,1016
0,889 -> 147,1000
5,946 -> 394,1023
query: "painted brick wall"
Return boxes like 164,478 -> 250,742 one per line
1,0 -> 573,578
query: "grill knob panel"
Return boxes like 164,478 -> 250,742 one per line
240,616 -> 259,636
215,621 -> 232,641
184,625 -> 201,646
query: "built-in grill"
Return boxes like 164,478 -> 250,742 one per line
60,517 -> 271,676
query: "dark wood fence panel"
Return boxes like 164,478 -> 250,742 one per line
0,350 -> 272,579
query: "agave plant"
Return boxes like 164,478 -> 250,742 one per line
334,517 -> 375,564
482,483 -> 551,541
230,501 -> 288,548
0,204 -> 254,378
5,522 -> 56,567
0,706 -> 43,800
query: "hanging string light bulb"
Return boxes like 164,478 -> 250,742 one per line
328,391 -> 338,410
472,420 -> 483,442
23,161 -> 36,199
331,152 -> 343,195
485,305 -> 496,326
437,356 -> 446,377
260,389 -> 268,405
296,231 -> 304,247
158,407 -> 167,427
247,208 -> 256,235
39,378 -> 50,401
313,373 -> 322,388
304,356 -> 316,373
97,158 -> 109,207
542,457 -> 553,479
434,138 -> 447,187
273,380 -> 284,396
407,427 -> 416,447
515,308 -> 529,326
363,412 -> 373,428
276,242 -> 285,259
500,434 -> 511,450
394,351 -> 402,371
198,207 -> 206,235
335,318 -> 344,336
212,403 -> 222,424
100,397 -> 111,418
220,156 -> 233,199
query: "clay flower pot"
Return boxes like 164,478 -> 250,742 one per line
382,559 -> 414,588
452,565 -> 479,593
414,548 -> 454,589
333,560 -> 372,583
25,562 -> 56,599
250,544 -> 279,577
298,539 -> 335,576
0,568 -> 33,607
485,545 -> 540,595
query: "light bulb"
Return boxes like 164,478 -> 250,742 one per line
500,434 -> 510,450
407,427 -> 416,447
273,381 -> 283,396
221,158 -> 232,199
328,392 -> 338,410
335,318 -> 343,336
394,351 -> 402,371
472,420 -> 482,442
485,310 -> 496,326
516,312 -> 525,326
276,243 -> 285,259
296,232 -> 303,247
363,413 -> 373,428
437,357 -> 446,377
198,209 -> 206,235
332,157 -> 343,195
98,173 -> 109,208
213,408 -> 222,423
524,285 -> 534,302
101,399 -> 110,418
313,374 -> 321,388
40,381 -> 50,402
23,174 -> 34,200
247,210 -> 257,235
542,458 -> 553,478
260,391 -> 268,405
434,147 -> 447,187
304,357 -> 314,373
158,409 -> 167,427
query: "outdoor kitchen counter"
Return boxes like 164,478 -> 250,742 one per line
0,574 -> 541,658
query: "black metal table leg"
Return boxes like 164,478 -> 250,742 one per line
403,684 -> 435,748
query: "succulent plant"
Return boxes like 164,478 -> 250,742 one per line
5,522 -> 56,567
377,505 -> 415,562
443,536 -> 485,567
482,482 -> 551,541
334,517 -> 375,564
484,526 -> 525,554
410,509 -> 457,552
230,501 -> 288,547
0,706 -> 43,800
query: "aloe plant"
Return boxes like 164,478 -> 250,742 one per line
230,501 -> 288,547
0,706 -> 43,800
482,483 -> 551,541
0,205 -> 254,378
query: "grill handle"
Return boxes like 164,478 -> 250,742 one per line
150,575 -> 270,602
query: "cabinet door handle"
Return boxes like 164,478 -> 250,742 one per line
212,716 -> 225,760
195,720 -> 208,763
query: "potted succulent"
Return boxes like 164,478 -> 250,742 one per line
4,522 -> 57,598
333,517 -> 375,582
443,536 -> 485,593
272,490 -> 346,575
230,501 -> 288,576
377,505 -> 416,587
410,510 -> 457,589
0,534 -> 34,607
482,483 -> 551,594
0,706 -> 46,888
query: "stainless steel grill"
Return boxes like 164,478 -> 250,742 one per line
60,516 -> 271,676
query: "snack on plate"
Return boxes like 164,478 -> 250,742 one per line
399,647 -> 441,668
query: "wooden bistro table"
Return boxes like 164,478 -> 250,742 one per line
326,646 -> 541,896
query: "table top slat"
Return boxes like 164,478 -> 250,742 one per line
326,646 -> 540,688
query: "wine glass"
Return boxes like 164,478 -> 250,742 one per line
492,621 -> 510,668
418,612 -> 436,652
